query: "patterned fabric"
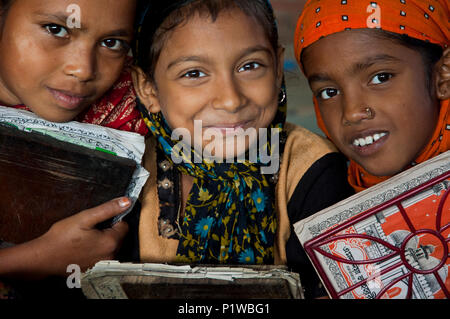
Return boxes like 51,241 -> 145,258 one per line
137,89 -> 287,264
294,0 -> 449,63
11,67 -> 148,136
294,0 -> 450,192
76,69 -> 148,135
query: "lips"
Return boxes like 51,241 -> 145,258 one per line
47,87 -> 90,110
352,132 -> 387,147
350,130 -> 389,156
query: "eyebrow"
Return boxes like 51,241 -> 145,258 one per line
102,29 -> 132,38
308,72 -> 332,84
308,54 -> 402,84
167,56 -> 209,70
351,54 -> 402,74
166,45 -> 274,70
34,12 -> 69,25
33,12 -> 132,38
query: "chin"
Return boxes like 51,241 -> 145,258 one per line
361,161 -> 407,178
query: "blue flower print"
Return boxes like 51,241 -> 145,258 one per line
194,217 -> 214,239
251,189 -> 266,212
238,248 -> 255,264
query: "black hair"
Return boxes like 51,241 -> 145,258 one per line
134,0 -> 279,81
0,0 -> 13,14
0,0 -> 14,31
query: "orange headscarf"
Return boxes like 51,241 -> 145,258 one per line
294,0 -> 450,192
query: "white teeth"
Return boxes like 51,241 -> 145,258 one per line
353,132 -> 386,147
373,133 -> 380,142
365,136 -> 373,145
359,138 -> 366,146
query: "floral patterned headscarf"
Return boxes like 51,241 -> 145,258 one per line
294,0 -> 449,192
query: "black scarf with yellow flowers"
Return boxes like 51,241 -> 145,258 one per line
137,88 -> 286,264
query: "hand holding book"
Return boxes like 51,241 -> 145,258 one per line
0,197 -> 130,279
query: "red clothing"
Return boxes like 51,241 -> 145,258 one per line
1,67 -> 148,299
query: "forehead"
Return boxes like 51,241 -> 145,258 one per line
302,29 -> 424,77
8,0 -> 136,30
159,8 -> 274,61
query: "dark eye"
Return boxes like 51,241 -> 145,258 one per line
44,24 -> 69,38
319,88 -> 340,100
101,39 -> 127,52
370,73 -> 393,84
182,70 -> 206,78
238,62 -> 261,72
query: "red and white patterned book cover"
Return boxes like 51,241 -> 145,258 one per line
294,151 -> 449,299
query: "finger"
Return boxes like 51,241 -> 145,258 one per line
77,197 -> 131,229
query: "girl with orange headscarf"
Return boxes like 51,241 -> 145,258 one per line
294,0 -> 449,192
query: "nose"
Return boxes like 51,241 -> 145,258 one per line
211,75 -> 245,112
63,44 -> 97,82
341,93 -> 374,126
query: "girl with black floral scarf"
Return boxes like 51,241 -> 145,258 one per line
120,0 -> 354,299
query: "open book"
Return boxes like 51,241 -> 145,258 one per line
294,151 -> 449,299
81,261 -> 304,299
0,106 -> 149,244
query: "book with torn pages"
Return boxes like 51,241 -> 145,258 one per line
294,151 -> 449,299
81,261 -> 304,299
0,106 -> 149,244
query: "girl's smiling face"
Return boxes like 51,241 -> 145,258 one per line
302,29 -> 440,177
134,7 -> 284,158
0,0 -> 136,122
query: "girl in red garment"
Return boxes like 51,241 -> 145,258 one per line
0,0 -> 147,294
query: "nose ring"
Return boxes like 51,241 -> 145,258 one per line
365,107 -> 374,119
343,106 -> 375,126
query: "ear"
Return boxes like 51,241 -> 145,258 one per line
130,66 -> 161,113
435,47 -> 450,100
276,46 -> 286,88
